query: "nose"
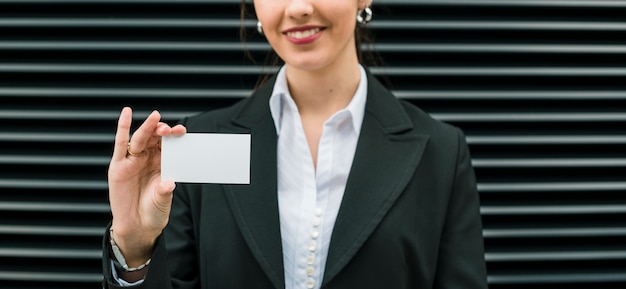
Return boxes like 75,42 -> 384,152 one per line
285,0 -> 314,19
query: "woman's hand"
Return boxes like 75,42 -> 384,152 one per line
107,107 -> 186,267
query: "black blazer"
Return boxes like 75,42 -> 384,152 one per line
103,72 -> 488,289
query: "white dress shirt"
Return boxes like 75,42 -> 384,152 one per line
270,65 -> 367,289
113,65 -> 368,287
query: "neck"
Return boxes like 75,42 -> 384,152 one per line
285,61 -> 362,118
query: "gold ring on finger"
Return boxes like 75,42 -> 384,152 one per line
127,143 -> 144,157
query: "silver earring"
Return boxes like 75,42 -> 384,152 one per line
257,21 -> 263,35
357,7 -> 372,24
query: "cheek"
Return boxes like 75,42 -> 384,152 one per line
332,18 -> 357,42
253,0 -> 281,25
325,6 -> 358,33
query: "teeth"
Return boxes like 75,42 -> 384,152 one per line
287,28 -> 321,39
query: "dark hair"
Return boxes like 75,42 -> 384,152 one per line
239,0 -> 384,88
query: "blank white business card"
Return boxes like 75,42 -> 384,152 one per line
161,133 -> 251,184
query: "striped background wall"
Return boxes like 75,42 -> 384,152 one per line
1,0 -> 625,288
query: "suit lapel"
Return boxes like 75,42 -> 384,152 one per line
322,74 -> 430,285
220,78 -> 286,289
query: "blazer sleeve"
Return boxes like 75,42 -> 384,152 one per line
433,128 -> 489,289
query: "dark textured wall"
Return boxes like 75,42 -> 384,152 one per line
0,0 -> 625,288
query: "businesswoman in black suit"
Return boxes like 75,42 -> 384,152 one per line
103,0 -> 489,288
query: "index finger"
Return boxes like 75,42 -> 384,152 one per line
127,110 -> 162,156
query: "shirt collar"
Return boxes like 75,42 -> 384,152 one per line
269,65 -> 368,136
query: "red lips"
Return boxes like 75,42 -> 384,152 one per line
283,25 -> 325,45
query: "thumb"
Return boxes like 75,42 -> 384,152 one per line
153,180 -> 175,213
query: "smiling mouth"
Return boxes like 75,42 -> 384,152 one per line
286,28 -> 322,39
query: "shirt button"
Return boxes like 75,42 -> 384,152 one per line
306,278 -> 315,288
312,217 -> 321,226
306,266 -> 315,276
311,229 -> 319,239
314,208 -> 323,216
306,254 -> 315,264
308,240 -> 317,251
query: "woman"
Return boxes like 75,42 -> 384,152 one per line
102,0 -> 488,288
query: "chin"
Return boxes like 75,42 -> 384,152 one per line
285,58 -> 331,72
281,50 -> 332,71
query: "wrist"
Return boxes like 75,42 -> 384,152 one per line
109,229 -> 153,271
